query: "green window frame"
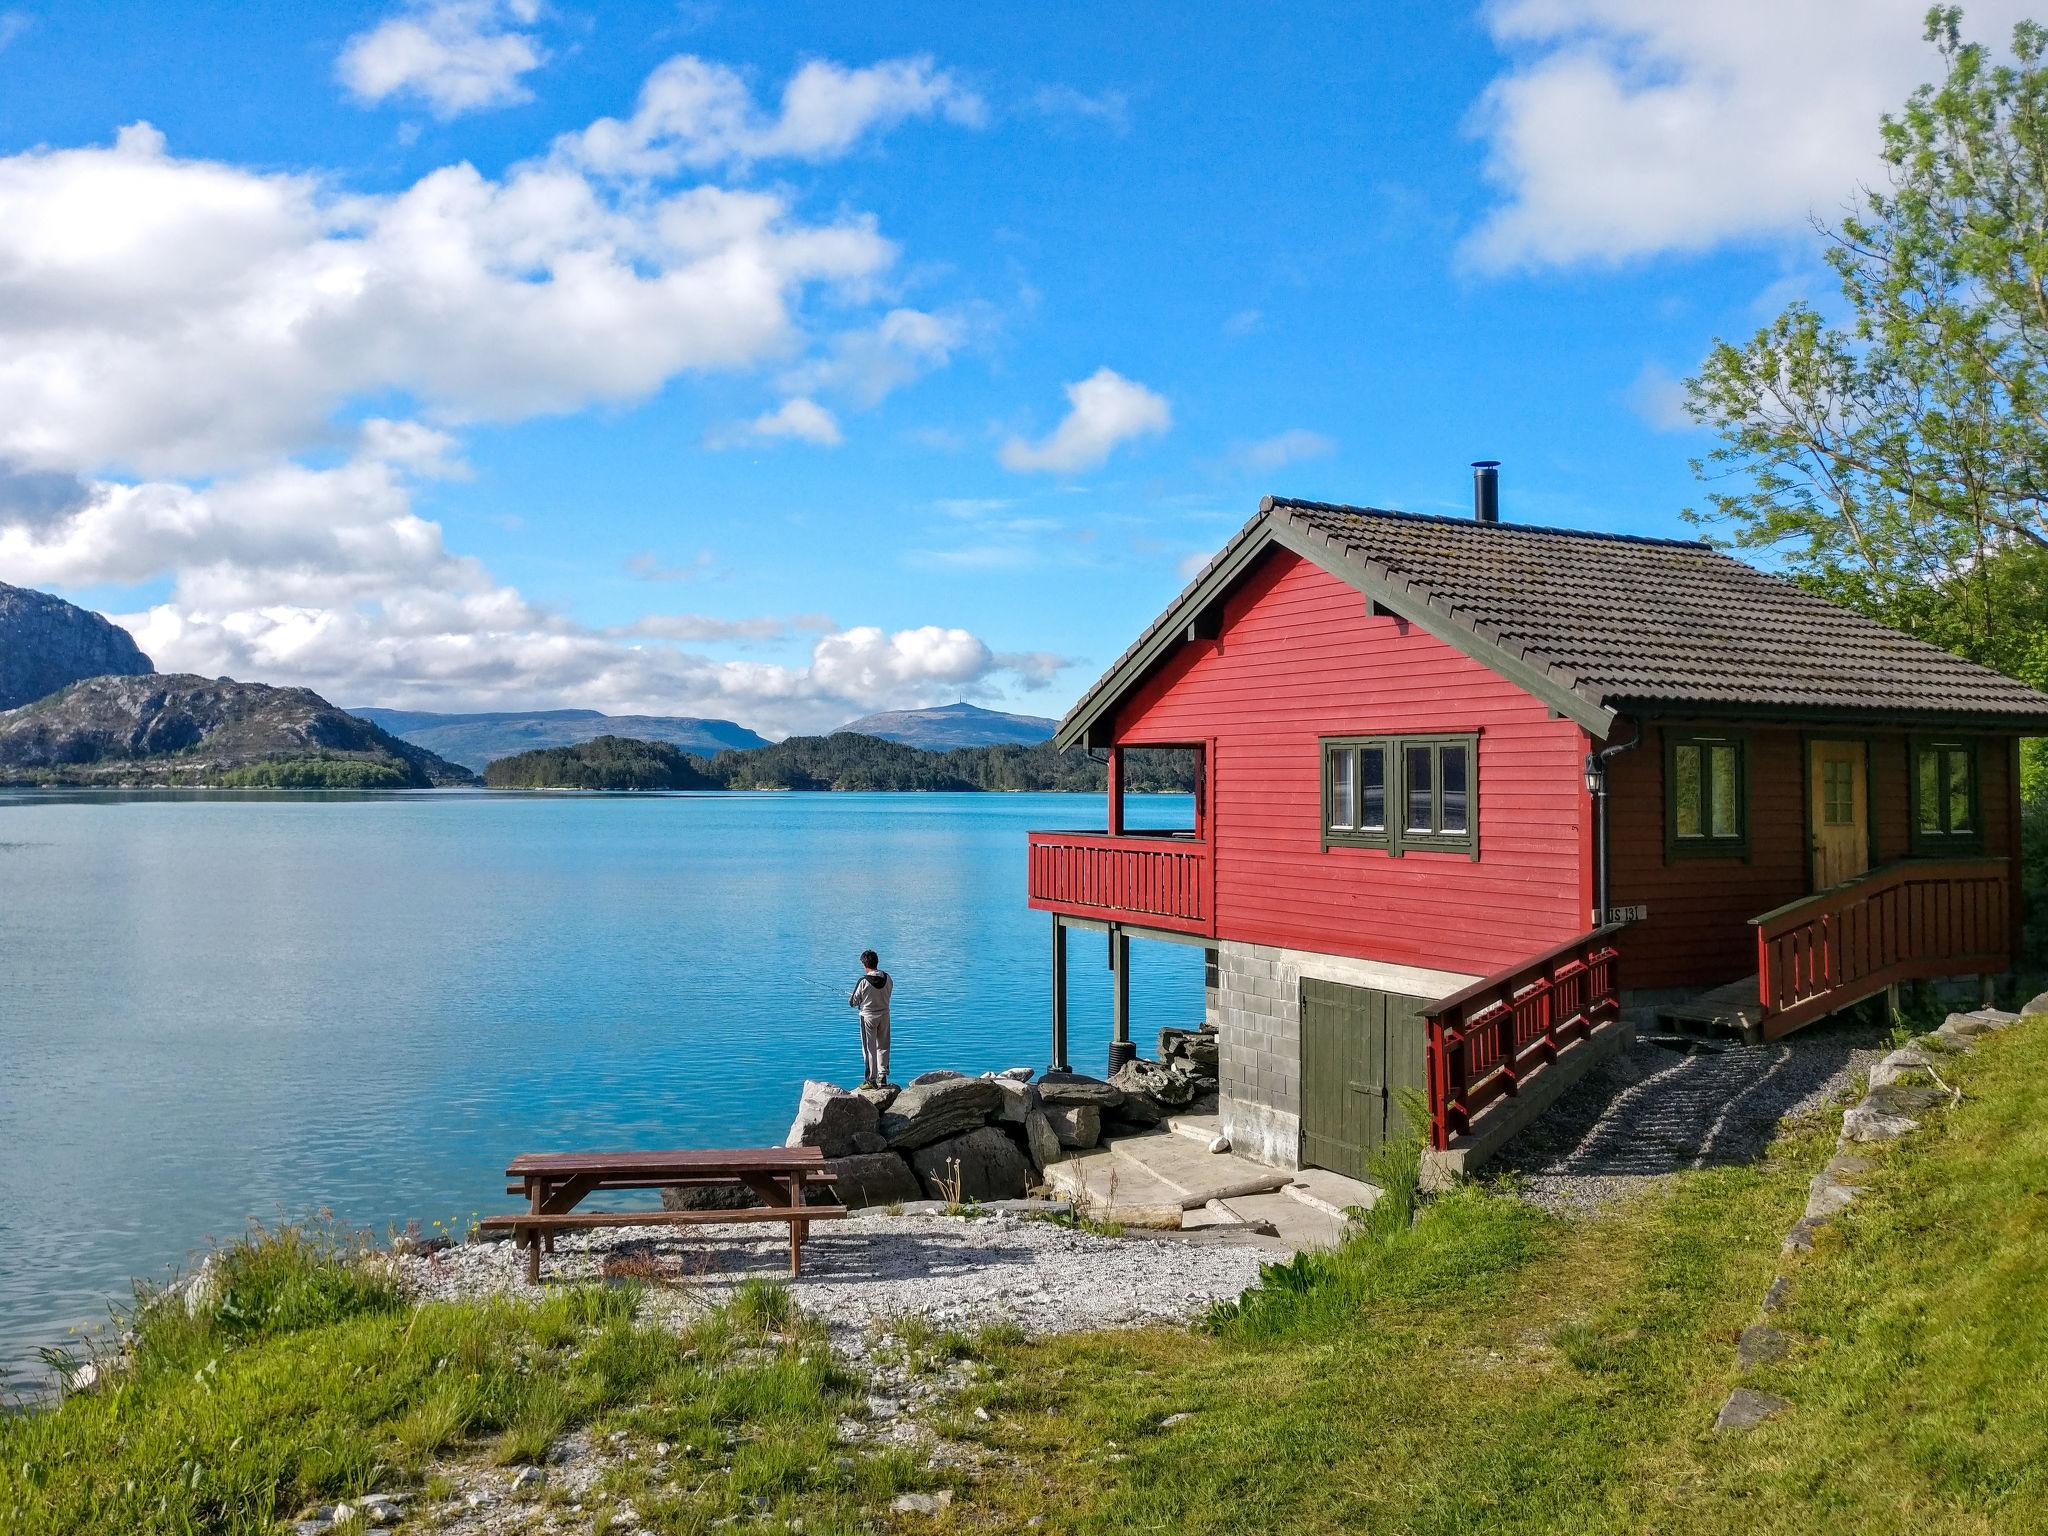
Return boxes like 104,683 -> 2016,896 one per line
1908,737 -> 1981,852
1321,734 -> 1477,858
1664,729 -> 1749,861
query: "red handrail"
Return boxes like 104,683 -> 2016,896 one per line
1424,925 -> 1623,1149
1752,856 -> 2011,1039
1026,830 -> 1215,937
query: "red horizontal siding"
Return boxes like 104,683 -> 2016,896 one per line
1112,549 -> 1587,976
1608,723 -> 2023,990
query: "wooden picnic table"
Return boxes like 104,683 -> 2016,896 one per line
478,1146 -> 847,1283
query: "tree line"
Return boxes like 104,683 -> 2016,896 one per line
482,732 -> 1197,794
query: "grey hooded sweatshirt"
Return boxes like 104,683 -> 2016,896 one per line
850,969 -> 892,1026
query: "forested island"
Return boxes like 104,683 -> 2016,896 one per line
481,732 -> 1196,792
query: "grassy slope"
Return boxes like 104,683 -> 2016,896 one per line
6,1018 -> 2043,1534
949,1015 -> 2048,1534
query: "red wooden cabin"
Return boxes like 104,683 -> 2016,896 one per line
1027,485 -> 2048,1180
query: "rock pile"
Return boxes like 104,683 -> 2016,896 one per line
729,1047 -> 1219,1210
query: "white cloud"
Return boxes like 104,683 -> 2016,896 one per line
0,123 -> 891,476
558,53 -> 985,176
0,12 -> 31,52
1222,308 -> 1262,337
625,549 -> 716,582
715,397 -> 843,448
0,55 -> 1062,734
1176,550 -> 1213,579
1624,361 -> 1694,431
999,367 -> 1171,475
1465,0 -> 2035,269
1030,84 -> 1131,134
781,306 -> 968,406
1235,427 -> 1334,473
339,0 -> 546,120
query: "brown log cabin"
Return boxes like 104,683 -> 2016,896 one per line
1027,476 -> 2048,1181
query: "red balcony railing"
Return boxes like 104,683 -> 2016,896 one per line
1424,926 -> 1623,1149
1753,856 -> 2012,1039
1026,830 -> 1215,937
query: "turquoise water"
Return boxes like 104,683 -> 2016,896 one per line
0,789 -> 1200,1384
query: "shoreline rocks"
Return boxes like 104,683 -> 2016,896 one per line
771,1053 -> 1204,1212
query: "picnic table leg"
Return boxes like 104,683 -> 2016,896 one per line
526,1176 -> 544,1285
790,1174 -> 808,1277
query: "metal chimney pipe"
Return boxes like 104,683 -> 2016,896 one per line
1471,460 -> 1500,523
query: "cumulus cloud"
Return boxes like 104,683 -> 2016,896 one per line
558,53 -> 985,176
781,307 -> 968,406
999,367 -> 1170,475
1235,427 -> 1334,473
1466,0 -> 2035,269
339,0 -> 546,119
714,397 -> 843,448
0,123 -> 889,477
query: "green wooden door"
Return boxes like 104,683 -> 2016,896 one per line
1300,978 -> 1429,1179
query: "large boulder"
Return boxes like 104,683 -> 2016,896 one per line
854,1083 -> 899,1112
821,1152 -> 922,1209
1022,1108 -> 1064,1171
908,1069 -> 966,1086
1036,1071 -> 1124,1109
879,1076 -> 1004,1150
907,1126 -> 1031,1202
992,1077 -> 1042,1124
784,1080 -> 880,1158
1045,1104 -> 1101,1149
2022,991 -> 2048,1018
1113,1058 -> 1200,1110
659,1183 -> 758,1212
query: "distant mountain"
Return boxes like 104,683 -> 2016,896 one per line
0,580 -> 154,710
346,706 -> 769,771
0,674 -> 475,787
835,701 -> 1057,750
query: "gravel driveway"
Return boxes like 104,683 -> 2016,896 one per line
399,1209 -> 1270,1355
1494,1014 -> 1889,1212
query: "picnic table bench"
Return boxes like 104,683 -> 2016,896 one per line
478,1146 -> 847,1283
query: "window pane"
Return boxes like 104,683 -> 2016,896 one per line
1405,745 -> 1433,833
1329,747 -> 1355,830
1674,744 -> 1703,838
1917,749 -> 1942,833
1360,746 -> 1386,831
1439,745 -> 1469,834
1709,745 -> 1739,839
1946,749 -> 1973,832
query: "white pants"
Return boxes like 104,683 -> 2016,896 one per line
860,1015 -> 891,1085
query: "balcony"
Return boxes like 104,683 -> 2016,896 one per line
1026,830 -> 1215,937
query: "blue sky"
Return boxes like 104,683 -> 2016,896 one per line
0,1 -> 2019,734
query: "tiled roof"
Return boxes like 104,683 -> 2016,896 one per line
1058,498 -> 2048,742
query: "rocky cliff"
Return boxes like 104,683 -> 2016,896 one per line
0,674 -> 476,787
0,580 -> 154,710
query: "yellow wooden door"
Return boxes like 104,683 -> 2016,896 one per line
1809,740 -> 1870,890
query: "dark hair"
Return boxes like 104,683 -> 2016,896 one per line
860,949 -> 879,969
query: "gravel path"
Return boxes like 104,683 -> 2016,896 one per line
1494,1015 -> 1890,1213
397,1208 -> 1270,1356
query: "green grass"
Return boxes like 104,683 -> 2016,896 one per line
11,1015 -> 2046,1534
940,1017 -> 2048,1533
0,1222 -> 922,1535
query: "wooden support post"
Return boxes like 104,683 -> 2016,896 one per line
1049,916 -> 1070,1073
1108,926 -> 1133,1073
1106,746 -> 1124,837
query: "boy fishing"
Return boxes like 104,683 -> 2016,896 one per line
848,949 -> 893,1088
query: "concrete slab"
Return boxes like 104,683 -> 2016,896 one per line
1104,1130 -> 1294,1206
1219,1191 -> 1349,1251
1165,1111 -> 1224,1147
1285,1167 -> 1381,1219
1041,1148 -> 1185,1228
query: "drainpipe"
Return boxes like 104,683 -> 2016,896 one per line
1584,718 -> 1642,926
